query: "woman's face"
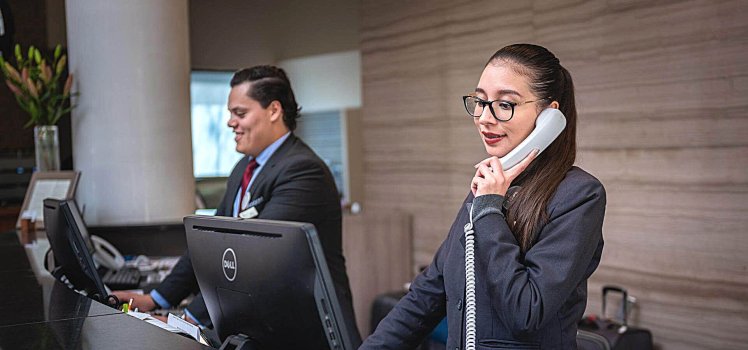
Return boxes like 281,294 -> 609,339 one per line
473,63 -> 547,158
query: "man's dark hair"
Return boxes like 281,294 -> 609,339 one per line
230,65 -> 301,131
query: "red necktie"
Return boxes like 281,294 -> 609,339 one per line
240,159 -> 259,208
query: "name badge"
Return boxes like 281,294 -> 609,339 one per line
239,207 -> 258,219
246,196 -> 264,209
241,191 -> 252,211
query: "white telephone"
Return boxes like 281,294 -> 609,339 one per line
499,108 -> 567,170
464,108 -> 566,350
91,235 -> 125,271
43,234 -> 126,275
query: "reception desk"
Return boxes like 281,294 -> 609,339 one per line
0,231 -> 210,349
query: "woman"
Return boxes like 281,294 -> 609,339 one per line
361,44 -> 606,349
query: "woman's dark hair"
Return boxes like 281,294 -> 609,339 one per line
230,65 -> 301,131
487,43 -> 577,253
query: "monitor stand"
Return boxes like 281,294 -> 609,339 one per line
219,334 -> 258,350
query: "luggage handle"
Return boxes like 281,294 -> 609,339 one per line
602,285 -> 628,326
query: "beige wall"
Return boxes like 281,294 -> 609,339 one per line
278,50 -> 361,113
189,0 -> 359,70
36,0 -> 360,70
358,0 -> 748,348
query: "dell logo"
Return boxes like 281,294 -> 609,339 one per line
222,248 -> 237,282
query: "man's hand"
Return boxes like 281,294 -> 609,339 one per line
112,291 -> 157,311
151,314 -> 168,323
183,312 -> 199,325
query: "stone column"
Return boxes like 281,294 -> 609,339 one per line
65,0 -> 194,224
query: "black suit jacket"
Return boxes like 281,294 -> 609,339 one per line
156,134 -> 360,343
361,167 -> 606,349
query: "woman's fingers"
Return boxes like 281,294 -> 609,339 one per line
476,163 -> 493,178
474,163 -> 505,196
504,148 -> 539,181
488,157 -> 502,175
471,176 -> 483,196
474,156 -> 495,169
472,150 -> 537,196
472,167 -> 483,196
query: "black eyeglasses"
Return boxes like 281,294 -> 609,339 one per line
462,94 -> 551,121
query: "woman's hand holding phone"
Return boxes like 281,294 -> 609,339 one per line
471,149 -> 539,197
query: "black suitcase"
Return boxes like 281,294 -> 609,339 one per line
578,285 -> 654,350
577,329 -> 611,350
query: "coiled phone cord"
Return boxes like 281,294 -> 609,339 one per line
464,205 -> 477,350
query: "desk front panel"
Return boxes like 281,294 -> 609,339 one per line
0,313 -> 210,349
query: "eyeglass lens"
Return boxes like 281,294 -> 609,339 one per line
464,97 -> 514,121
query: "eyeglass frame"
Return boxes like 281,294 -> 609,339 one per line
462,94 -> 552,122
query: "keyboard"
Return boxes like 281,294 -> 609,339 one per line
102,268 -> 142,290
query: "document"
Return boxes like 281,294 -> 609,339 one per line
126,311 -> 209,345
26,179 -> 72,222
168,313 -> 202,341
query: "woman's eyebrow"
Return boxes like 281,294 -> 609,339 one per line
497,89 -> 522,97
474,87 -> 523,98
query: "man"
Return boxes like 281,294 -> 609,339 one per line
115,66 -> 360,344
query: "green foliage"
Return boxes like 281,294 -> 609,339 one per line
0,44 -> 76,127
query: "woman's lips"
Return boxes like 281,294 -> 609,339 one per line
482,131 -> 505,145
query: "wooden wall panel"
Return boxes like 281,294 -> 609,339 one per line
343,211 -> 413,335
359,0 -> 748,348
0,0 -> 48,150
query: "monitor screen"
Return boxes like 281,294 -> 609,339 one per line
43,198 -> 110,305
185,216 -> 359,350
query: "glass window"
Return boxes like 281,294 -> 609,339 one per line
190,71 -> 242,178
295,111 -> 344,197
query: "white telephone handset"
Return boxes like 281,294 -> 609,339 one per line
464,108 -> 566,350
91,235 -> 125,271
499,108 -> 567,170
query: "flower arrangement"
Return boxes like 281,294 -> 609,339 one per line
0,44 -> 74,127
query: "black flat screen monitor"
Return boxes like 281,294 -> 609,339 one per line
185,216 -> 357,350
43,198 -> 111,305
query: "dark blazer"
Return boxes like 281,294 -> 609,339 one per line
155,134 -> 360,343
361,167 -> 606,350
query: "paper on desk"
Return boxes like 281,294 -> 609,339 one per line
168,313 -> 202,341
126,311 -> 184,334
126,311 -> 206,344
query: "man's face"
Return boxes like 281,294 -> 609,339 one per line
226,82 -> 277,157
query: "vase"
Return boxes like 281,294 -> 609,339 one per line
34,125 -> 61,171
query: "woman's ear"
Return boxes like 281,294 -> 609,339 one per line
550,100 -> 560,109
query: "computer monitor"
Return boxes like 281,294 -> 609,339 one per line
43,198 -> 114,307
185,216 -> 358,350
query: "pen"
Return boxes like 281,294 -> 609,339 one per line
123,298 -> 133,313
